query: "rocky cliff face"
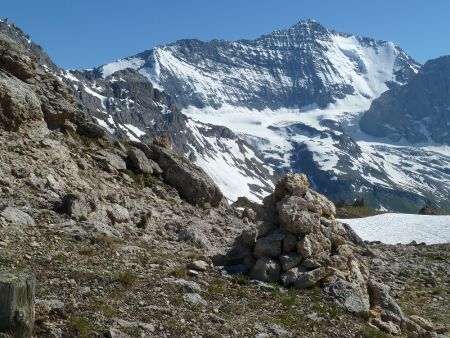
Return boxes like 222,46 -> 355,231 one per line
361,55 -> 450,144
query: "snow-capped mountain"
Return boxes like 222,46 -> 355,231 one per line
89,19 -> 450,212
6,17 -> 448,211
75,20 -> 450,212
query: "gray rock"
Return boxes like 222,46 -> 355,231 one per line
253,233 -> 284,258
250,257 -> 281,282
1,207 -> 35,226
150,145 -> 223,207
293,267 -> 331,289
323,279 -> 370,314
127,147 -> 158,174
183,293 -> 207,306
279,253 -> 302,272
76,122 -> 106,138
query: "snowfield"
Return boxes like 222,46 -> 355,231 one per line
341,213 -> 450,244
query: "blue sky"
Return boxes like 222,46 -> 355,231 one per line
3,0 -> 449,69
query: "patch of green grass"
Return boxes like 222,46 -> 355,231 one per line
358,323 -> 387,338
119,326 -> 141,337
113,271 -> 137,287
230,274 -> 249,285
164,318 -> 190,335
89,299 -> 117,318
68,317 -> 94,337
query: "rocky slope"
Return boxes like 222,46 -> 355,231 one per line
0,20 -> 275,203
0,19 -> 448,338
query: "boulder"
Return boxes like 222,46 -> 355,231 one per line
0,271 -> 36,338
128,147 -> 161,175
274,173 -> 309,198
1,207 -> 35,226
293,267 -> 332,289
150,145 -> 223,207
76,122 -> 106,139
279,253 -> 302,272
278,196 -> 320,235
253,233 -> 284,258
250,257 -> 281,282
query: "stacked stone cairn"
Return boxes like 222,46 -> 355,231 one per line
224,173 -> 440,337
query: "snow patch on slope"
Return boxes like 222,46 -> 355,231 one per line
342,214 -> 450,244
186,119 -> 274,202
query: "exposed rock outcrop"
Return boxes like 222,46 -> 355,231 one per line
149,144 -> 224,208
0,32 -> 77,131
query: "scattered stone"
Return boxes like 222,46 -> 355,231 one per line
1,207 -> 35,226
187,260 -> 209,272
183,293 -> 207,306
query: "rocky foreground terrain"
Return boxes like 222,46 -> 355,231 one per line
0,21 -> 449,338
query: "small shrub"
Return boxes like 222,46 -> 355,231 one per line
113,271 -> 137,287
79,246 -> 96,256
69,317 -> 93,337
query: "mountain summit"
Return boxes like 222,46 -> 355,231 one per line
63,20 -> 449,212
